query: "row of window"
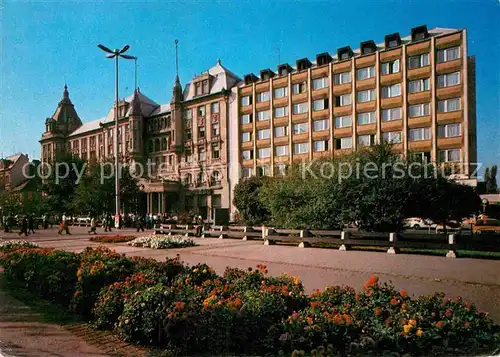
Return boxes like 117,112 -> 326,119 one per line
185,123 -> 220,141
183,102 -> 220,120
183,143 -> 221,163
242,72 -> 460,111
242,122 -> 461,144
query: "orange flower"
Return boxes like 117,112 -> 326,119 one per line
343,314 -> 352,325
400,289 -> 408,298
403,324 -> 411,335
408,319 -> 417,327
464,321 -> 470,328
364,274 -> 379,289
416,328 -> 423,337
310,301 -> 319,309
306,316 -> 313,325
174,301 -> 185,311
390,298 -> 399,306
374,307 -> 382,317
445,308 -> 453,318
435,320 -> 444,328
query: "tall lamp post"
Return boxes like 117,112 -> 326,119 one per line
97,44 -> 136,225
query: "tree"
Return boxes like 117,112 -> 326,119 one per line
233,176 -> 270,225
486,165 -> 498,193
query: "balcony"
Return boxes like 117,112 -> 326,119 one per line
332,83 -> 351,95
240,105 -> 253,114
356,123 -> 376,135
356,100 -> 376,113
311,87 -> 329,99
408,115 -> 431,128
437,110 -> 462,124
436,85 -> 462,100
406,40 -> 431,56
437,136 -> 463,149
273,97 -> 288,107
408,140 -> 432,152
436,59 -> 462,75
333,61 -> 351,73
355,78 -> 376,91
333,106 -> 352,117
408,91 -> 431,105
311,108 -> 329,120
380,48 -> 402,62
407,66 -> 431,81
380,72 -> 402,86
380,96 -> 403,109
381,119 -> 403,132
291,92 -> 307,103
333,127 -> 352,138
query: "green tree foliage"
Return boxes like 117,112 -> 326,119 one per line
233,176 -> 270,225
486,165 -> 498,193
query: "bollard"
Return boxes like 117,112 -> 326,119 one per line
339,231 -> 349,251
219,225 -> 228,239
387,233 -> 399,254
263,227 -> 276,245
446,234 -> 457,258
298,230 -> 311,248
242,226 -> 252,241
262,225 -> 267,240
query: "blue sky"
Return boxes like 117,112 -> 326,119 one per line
1,0 -> 499,174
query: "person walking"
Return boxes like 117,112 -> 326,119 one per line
145,213 -> 150,230
27,214 -> 35,234
58,213 -> 71,235
42,214 -> 48,229
88,216 -> 97,234
136,214 -> 145,232
2,214 -> 9,233
18,216 -> 29,236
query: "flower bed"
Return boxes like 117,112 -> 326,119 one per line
0,240 -> 39,251
89,235 -> 136,243
127,235 -> 198,249
0,247 -> 498,356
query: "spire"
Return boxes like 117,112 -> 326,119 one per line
130,88 -> 142,116
171,39 -> 182,103
60,83 -> 71,104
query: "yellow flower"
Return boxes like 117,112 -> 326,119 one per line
403,324 -> 411,335
408,319 -> 417,327
202,269 -> 207,273
416,328 -> 423,337
193,268 -> 199,273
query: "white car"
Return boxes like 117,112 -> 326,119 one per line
405,217 -> 436,230
77,216 -> 91,223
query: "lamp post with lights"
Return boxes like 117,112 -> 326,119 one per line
97,44 -> 136,226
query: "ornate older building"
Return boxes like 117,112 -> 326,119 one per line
40,60 -> 240,218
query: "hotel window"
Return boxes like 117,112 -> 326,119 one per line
383,131 -> 402,143
293,102 -> 308,114
242,150 -> 253,160
381,59 -> 400,75
357,89 -> 375,103
198,105 -> 206,117
312,77 -> 328,90
256,91 -> 270,103
242,132 -> 252,142
408,53 -> 429,69
185,148 -> 193,163
313,140 -> 328,152
408,78 -> 430,93
439,149 -> 461,163
198,126 -> 206,138
382,107 -> 402,121
438,123 -> 461,138
292,82 -> 307,94
313,119 -> 329,131
202,80 -> 209,94
294,142 -> 309,154
258,147 -> 271,159
241,96 -> 252,106
410,151 -> 431,163
382,83 -> 401,98
357,66 -> 375,81
274,87 -> 288,98
437,72 -> 460,88
240,114 -> 252,124
257,128 -> 271,140
257,165 -> 271,177
409,127 -> 431,141
336,137 -> 353,150
161,137 -> 168,151
334,71 -> 351,85
185,128 -> 192,141
335,93 -> 352,107
275,125 -> 288,137
409,103 -> 430,117
275,145 -> 289,156
357,112 -> 376,125
292,123 -> 308,134
198,148 -> 206,162
335,115 -> 352,128
195,82 -> 202,96
312,98 -> 328,111
184,109 -> 192,120
257,110 -> 270,121
212,123 -> 220,137
211,102 -> 219,114
242,167 -> 253,178
437,46 -> 460,63
212,143 -> 220,159
358,134 -> 376,147
274,106 -> 288,118
438,98 -> 461,112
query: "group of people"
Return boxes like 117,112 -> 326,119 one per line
2,214 -> 37,236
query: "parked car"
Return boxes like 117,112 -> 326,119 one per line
405,217 -> 436,230
473,218 -> 500,234
435,221 -> 462,233
76,216 -> 91,224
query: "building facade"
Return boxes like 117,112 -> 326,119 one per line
40,60 -> 240,218
232,26 -> 477,201
40,25 -> 477,219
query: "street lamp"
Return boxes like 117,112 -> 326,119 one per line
97,44 -> 136,226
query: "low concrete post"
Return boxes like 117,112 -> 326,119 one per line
219,225 -> 228,239
298,229 -> 311,248
264,227 -> 276,245
242,226 -> 252,241
387,233 -> 399,254
446,234 -> 457,258
339,231 -> 349,251
185,224 -> 192,237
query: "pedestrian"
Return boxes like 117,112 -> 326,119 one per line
136,214 -> 145,232
58,213 -> 71,235
27,214 -> 35,234
195,215 -> 203,237
2,215 -> 9,233
42,214 -> 48,229
88,216 -> 97,234
18,216 -> 29,236
145,213 -> 150,230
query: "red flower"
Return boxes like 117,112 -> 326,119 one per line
363,274 -> 379,290
390,298 -> 399,306
400,289 -> 408,298
374,307 -> 382,317
435,320 -> 444,328
445,308 -> 453,318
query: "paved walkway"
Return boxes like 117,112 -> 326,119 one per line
2,227 -> 500,323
